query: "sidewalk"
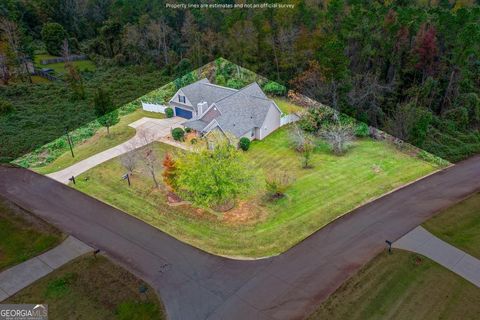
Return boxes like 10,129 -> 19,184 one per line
393,226 -> 480,288
0,236 -> 92,301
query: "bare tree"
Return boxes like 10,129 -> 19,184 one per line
321,123 -> 354,155
290,124 -> 315,168
0,54 -> 10,85
137,131 -> 160,188
120,149 -> 139,175
0,18 -> 31,83
147,19 -> 171,66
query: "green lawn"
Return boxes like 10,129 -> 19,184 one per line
0,196 -> 63,271
33,109 -> 164,174
6,255 -> 165,320
34,54 -> 96,75
308,250 -> 480,320
424,192 -> 480,259
72,127 -> 438,258
273,97 -> 304,114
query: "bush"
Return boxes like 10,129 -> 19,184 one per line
0,100 -> 14,115
299,107 -> 336,133
190,138 -> 197,144
355,122 -> 369,137
184,127 -> 192,133
172,127 -> 185,141
262,81 -> 286,96
265,171 -> 295,200
238,137 -> 251,151
226,78 -> 246,89
165,107 -> 174,118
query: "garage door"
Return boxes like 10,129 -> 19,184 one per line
175,107 -> 193,119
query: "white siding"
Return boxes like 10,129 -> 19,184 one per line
259,104 -> 281,140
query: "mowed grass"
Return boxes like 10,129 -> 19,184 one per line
273,97 -> 304,114
34,109 -> 165,174
6,255 -> 165,320
0,196 -> 63,271
72,127 -> 437,257
34,54 -> 96,75
308,250 -> 480,320
424,192 -> 480,259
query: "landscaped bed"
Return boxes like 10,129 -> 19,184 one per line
423,192 -> 480,259
5,255 -> 165,319
0,196 -> 63,271
308,250 -> 480,320
71,126 -> 439,258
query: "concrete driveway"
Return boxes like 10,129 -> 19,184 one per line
47,117 -> 184,184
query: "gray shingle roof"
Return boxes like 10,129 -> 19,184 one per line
181,79 -> 277,137
180,78 -> 237,112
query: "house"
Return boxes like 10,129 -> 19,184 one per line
168,78 -> 282,140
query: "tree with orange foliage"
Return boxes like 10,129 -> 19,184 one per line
162,152 -> 177,191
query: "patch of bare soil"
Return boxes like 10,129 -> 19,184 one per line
223,201 -> 268,225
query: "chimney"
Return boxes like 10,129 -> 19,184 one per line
197,101 -> 208,117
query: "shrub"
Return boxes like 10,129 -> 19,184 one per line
165,107 -> 174,118
265,171 -> 295,200
172,127 -> 185,141
0,100 -> 14,115
238,137 -> 251,151
263,81 -> 286,96
355,122 -> 369,137
417,150 -> 450,167
190,138 -> 197,144
184,127 -> 192,133
299,107 -> 336,133
321,123 -> 354,155
226,78 -> 246,89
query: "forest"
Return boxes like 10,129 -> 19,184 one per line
0,0 -> 479,162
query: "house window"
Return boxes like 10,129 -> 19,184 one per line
178,95 -> 186,103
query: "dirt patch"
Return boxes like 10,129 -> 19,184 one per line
223,200 -> 268,225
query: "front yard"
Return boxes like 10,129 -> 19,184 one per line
6,255 -> 165,319
308,250 -> 480,320
423,192 -> 480,259
72,127 -> 438,258
33,109 -> 164,174
0,196 -> 63,271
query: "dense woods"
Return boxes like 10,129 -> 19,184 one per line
0,0 -> 479,162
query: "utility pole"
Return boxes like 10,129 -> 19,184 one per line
65,128 -> 75,158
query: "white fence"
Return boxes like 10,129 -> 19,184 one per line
142,102 -> 167,113
280,113 -> 300,126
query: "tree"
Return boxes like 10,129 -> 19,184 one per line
140,146 -> 160,188
0,17 -> 32,83
120,149 -> 138,175
290,125 -> 315,168
62,39 -> 85,99
162,153 -> 176,191
94,88 -> 119,134
321,123 -> 354,155
41,23 -> 67,56
174,132 -> 257,210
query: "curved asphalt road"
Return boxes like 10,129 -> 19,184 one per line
1,156 -> 479,319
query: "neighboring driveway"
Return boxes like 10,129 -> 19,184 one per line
0,236 -> 92,301
0,155 -> 479,319
394,226 -> 480,288
47,117 -> 184,184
